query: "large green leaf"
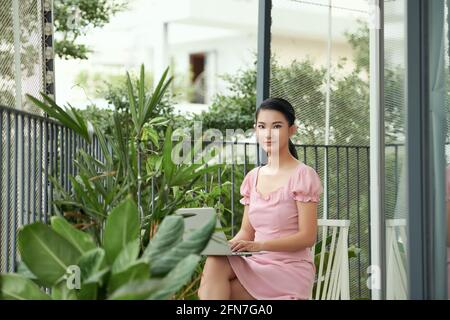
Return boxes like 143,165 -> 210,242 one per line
0,274 -> 51,300
51,216 -> 96,254
78,248 -> 106,284
51,281 -> 78,300
103,197 -> 140,264
84,269 -> 110,286
57,248 -> 107,300
149,212 -> 216,276
76,283 -> 98,300
18,222 -> 81,287
111,239 -> 140,274
16,261 -> 38,281
108,261 -> 149,294
149,254 -> 200,300
141,215 -> 184,262
109,254 -> 201,300
108,278 -> 163,300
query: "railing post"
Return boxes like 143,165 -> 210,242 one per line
256,0 -> 271,166
369,0 -> 386,300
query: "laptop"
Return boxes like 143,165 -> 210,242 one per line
175,207 -> 269,257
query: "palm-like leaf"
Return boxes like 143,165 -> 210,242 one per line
26,93 -> 92,143
127,64 -> 173,137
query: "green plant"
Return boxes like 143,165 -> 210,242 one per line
26,64 -> 225,246
141,126 -> 225,227
73,69 -> 177,140
54,0 -> 127,60
124,64 -> 172,221
27,93 -> 94,143
74,67 -> 190,135
44,118 -> 132,242
0,197 -> 216,300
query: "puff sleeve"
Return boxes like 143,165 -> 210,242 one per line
239,170 -> 253,205
291,166 -> 323,203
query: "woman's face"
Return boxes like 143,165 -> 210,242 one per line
254,109 -> 297,154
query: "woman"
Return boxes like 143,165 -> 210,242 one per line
198,97 -> 323,300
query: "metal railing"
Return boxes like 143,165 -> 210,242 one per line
194,141 -> 373,299
0,105 -> 103,273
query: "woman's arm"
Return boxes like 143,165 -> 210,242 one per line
261,201 -> 317,252
229,205 -> 255,242
231,201 -> 317,253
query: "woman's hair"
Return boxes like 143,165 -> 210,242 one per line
256,97 -> 299,160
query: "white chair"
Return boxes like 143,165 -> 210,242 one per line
311,219 -> 351,300
385,218 -> 407,300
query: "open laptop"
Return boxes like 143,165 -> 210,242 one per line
175,207 -> 268,257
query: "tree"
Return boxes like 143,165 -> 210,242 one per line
75,68 -> 192,139
190,21 -> 409,146
0,0 -> 127,111
189,62 -> 258,137
54,0 -> 127,60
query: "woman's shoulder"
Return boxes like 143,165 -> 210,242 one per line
290,162 -> 323,202
245,166 -> 259,178
239,166 -> 259,205
241,166 -> 259,185
298,162 -> 320,178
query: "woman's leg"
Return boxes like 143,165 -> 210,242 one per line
198,256 -> 237,300
229,278 -> 256,300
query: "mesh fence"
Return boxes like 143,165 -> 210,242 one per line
0,0 -> 54,273
0,0 -> 45,113
0,0 -> 45,273
270,0 -> 372,299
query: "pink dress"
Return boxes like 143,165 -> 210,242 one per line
227,162 -> 323,300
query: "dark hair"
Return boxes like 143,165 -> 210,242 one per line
256,97 -> 298,159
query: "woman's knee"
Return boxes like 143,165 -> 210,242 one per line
229,279 -> 255,300
202,256 -> 235,279
198,257 -> 234,300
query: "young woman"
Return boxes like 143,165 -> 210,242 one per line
198,97 -> 323,300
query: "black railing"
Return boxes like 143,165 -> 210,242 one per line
0,105 -> 103,273
188,141 -> 372,299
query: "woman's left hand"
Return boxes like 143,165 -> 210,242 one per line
229,240 -> 264,252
